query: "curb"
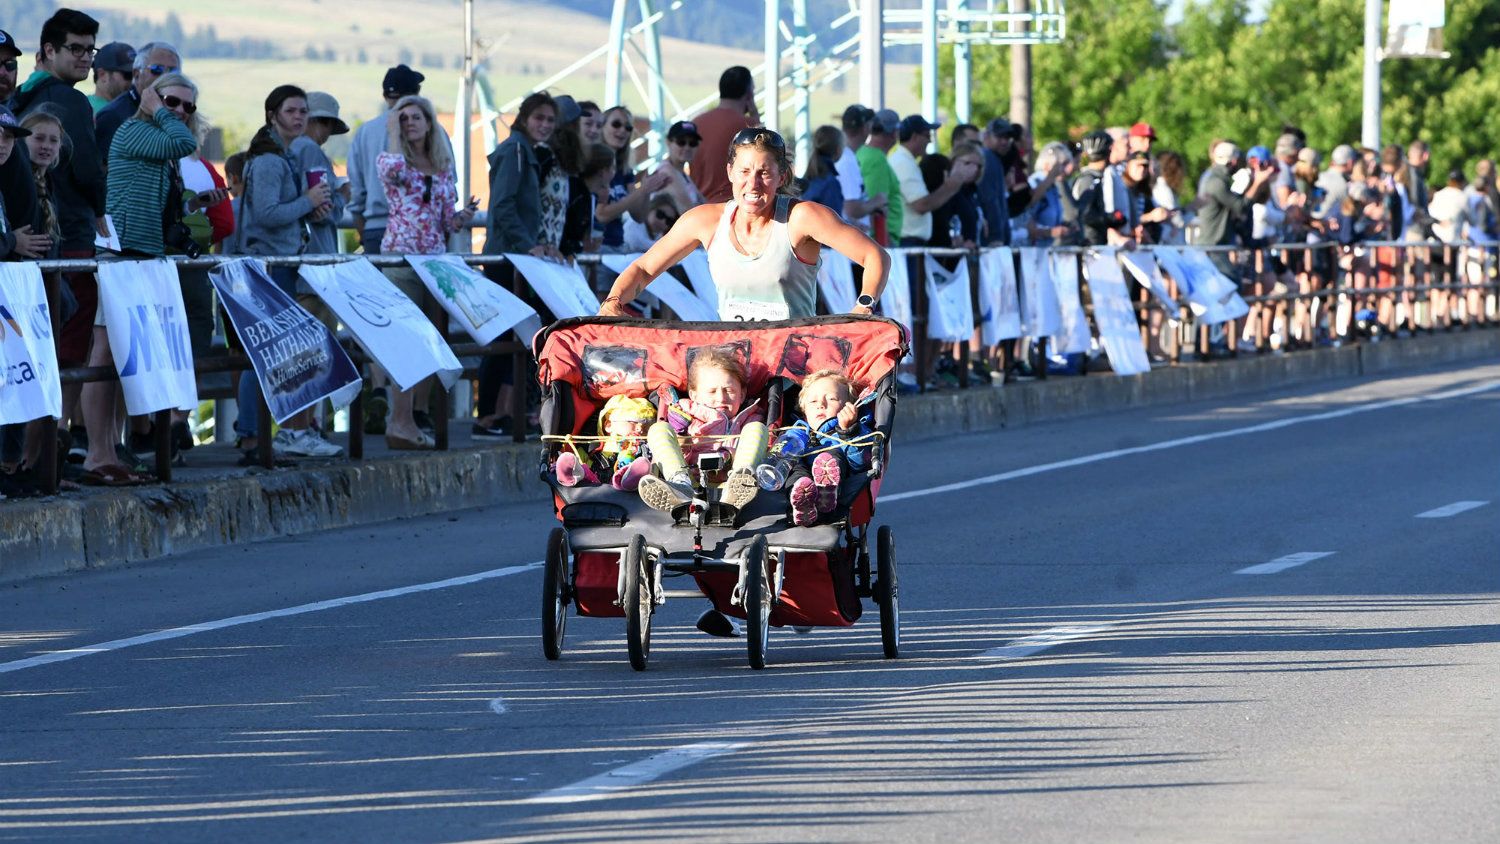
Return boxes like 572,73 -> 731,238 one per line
3,330 -> 1495,582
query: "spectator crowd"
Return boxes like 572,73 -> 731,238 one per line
2,9 -> 1497,499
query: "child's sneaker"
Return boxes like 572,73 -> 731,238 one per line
639,472 -> 693,511
789,476 -> 818,526
721,467 -> 759,509
555,452 -> 595,487
612,455 -> 650,491
811,452 -> 841,513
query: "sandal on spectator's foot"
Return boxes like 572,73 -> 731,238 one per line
78,464 -> 151,487
721,467 -> 759,509
811,452 -> 841,513
385,432 -> 435,451
789,476 -> 818,526
638,474 -> 692,512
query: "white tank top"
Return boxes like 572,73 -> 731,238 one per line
706,195 -> 820,320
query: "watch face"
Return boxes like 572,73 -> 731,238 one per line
857,294 -> 876,307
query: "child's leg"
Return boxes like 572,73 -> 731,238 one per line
721,422 -> 767,509
811,451 -> 846,513
647,421 -> 688,482
786,463 -> 817,526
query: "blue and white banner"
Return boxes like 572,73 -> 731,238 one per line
299,259 -> 463,392
817,249 -> 858,315
978,247 -> 1023,345
1155,248 -> 1249,325
1048,251 -> 1091,354
599,254 -> 717,321
0,263 -> 62,424
405,254 -> 541,345
1085,253 -> 1151,376
1120,251 -> 1181,320
210,258 -> 361,424
97,259 -> 198,414
1017,247 -> 1061,337
505,253 -> 599,319
925,254 -> 973,342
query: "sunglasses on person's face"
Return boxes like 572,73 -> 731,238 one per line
608,119 -> 632,131
1,60 -> 17,72
731,127 -> 786,149
162,94 -> 196,114
147,64 -> 177,76
59,42 -> 96,58
672,137 -> 699,148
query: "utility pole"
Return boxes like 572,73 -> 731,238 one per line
1009,0 -> 1031,128
860,0 -> 884,108
1361,0 -> 1381,149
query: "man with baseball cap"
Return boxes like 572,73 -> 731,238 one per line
95,41 -> 182,162
835,104 -> 885,232
889,114 -> 965,245
349,64 -> 454,253
857,108 -> 902,245
977,117 -> 1016,246
1127,122 -> 1156,155
88,42 -> 134,112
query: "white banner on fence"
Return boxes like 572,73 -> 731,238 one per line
96,259 -> 198,414
678,249 -> 719,314
818,249 -> 857,315
598,253 -> 717,320
1085,252 -> 1151,376
1017,247 -> 1061,337
978,247 -> 1023,345
1156,248 -> 1249,325
924,254 -> 973,341
1048,251 -> 1091,354
299,259 -> 463,392
1120,251 -> 1181,320
405,254 -> 541,346
881,249 -> 915,362
505,253 -> 599,319
0,263 -> 62,424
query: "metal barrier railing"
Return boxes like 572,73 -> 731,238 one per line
10,239 -> 1497,497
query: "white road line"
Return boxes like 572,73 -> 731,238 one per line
1415,500 -> 1489,519
881,380 -> 1500,504
526,741 -> 749,804
1235,551 -> 1335,575
488,697 -> 508,716
0,562 -> 543,676
977,624 -> 1115,659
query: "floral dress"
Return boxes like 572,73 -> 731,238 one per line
378,151 -> 459,255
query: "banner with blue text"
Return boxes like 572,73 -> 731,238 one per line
0,263 -> 62,424
97,259 -> 198,414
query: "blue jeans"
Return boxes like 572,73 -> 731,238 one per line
360,228 -> 385,255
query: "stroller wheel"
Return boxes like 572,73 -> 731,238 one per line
623,534 -> 652,671
744,536 -> 771,670
542,528 -> 570,660
876,526 -> 900,659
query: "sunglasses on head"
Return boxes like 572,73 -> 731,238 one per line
147,64 -> 177,76
731,127 -> 786,149
162,94 -> 196,114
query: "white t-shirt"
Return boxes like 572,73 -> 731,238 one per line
889,145 -> 931,241
1428,186 -> 1471,243
834,145 -> 868,229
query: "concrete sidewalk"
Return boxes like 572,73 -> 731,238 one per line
3,329 -> 1496,583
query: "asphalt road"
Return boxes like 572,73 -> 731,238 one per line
2,362 -> 1497,843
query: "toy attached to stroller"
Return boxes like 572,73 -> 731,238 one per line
533,315 -> 908,670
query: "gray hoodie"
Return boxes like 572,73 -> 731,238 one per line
486,131 -> 542,253
241,138 -> 313,256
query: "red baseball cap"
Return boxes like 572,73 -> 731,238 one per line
1129,122 -> 1157,139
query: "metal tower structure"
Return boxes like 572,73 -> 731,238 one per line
458,0 -> 1064,186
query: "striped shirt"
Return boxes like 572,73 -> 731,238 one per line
106,109 -> 198,257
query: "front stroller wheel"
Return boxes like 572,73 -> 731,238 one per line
542,528 -> 570,660
623,534 -> 652,671
744,536 -> 771,670
876,526 -> 900,659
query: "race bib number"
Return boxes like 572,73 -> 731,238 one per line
720,298 -> 790,322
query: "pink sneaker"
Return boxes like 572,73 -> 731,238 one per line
555,452 -> 583,487
811,452 -> 841,513
612,455 -> 651,491
789,476 -> 818,526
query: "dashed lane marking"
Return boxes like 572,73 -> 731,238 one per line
1235,551 -> 1335,575
526,742 -> 750,804
977,624 -> 1116,659
1415,500 -> 1489,519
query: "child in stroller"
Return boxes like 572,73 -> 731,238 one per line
777,369 -> 876,526
554,395 -> 655,490
636,347 -> 769,513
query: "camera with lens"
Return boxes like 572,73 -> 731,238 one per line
163,221 -> 202,259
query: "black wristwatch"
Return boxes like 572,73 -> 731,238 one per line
856,293 -> 877,309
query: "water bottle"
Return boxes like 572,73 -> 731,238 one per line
949,216 -> 963,245
754,427 -> 811,491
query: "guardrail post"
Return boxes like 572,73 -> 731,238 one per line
909,252 -> 930,391
256,397 -> 274,469
348,390 -> 364,460
1076,252 -> 1090,376
153,409 -> 172,482
422,288 -> 451,452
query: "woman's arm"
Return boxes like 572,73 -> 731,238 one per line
117,111 -> 198,162
598,202 -> 720,315
487,142 -> 532,250
790,200 -> 889,313
247,154 -> 314,229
